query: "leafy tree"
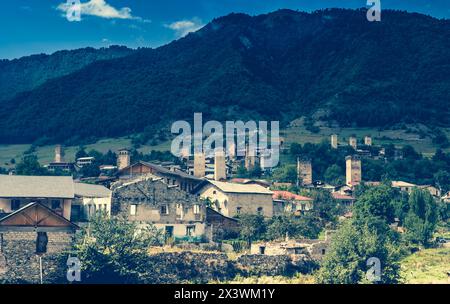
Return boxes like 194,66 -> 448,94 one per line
15,155 -> 49,176
75,147 -> 89,159
323,164 -> 344,185
74,212 -> 163,283
236,165 -> 248,178
80,163 -> 101,178
353,185 -> 397,224
272,165 -> 297,184
311,190 -> 342,224
248,165 -> 262,178
237,214 -> 266,246
403,188 -> 438,246
434,170 -> 450,193
316,220 -> 402,284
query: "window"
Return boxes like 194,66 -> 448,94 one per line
176,204 -> 184,220
193,204 -> 201,215
10,199 -> 20,211
321,249 -> 326,255
160,205 -> 169,215
259,246 -> 266,254
0,233 -> 3,253
36,232 -> 48,254
51,200 -> 61,210
257,207 -> 264,216
186,225 -> 196,237
236,207 -> 242,215
130,204 -> 137,216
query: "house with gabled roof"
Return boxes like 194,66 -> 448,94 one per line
194,180 -> 274,218
0,202 -> 78,283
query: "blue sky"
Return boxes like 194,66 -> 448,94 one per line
0,0 -> 449,59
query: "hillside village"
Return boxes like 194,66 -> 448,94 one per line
0,133 -> 448,283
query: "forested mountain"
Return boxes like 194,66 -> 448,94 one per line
0,8 -> 448,144
0,45 -> 134,102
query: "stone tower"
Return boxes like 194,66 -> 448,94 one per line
346,155 -> 362,186
193,152 -> 206,178
54,145 -> 64,163
331,134 -> 338,149
297,158 -> 313,185
244,145 -> 256,171
349,136 -> 357,150
214,149 -> 226,181
117,149 -> 131,170
364,136 -> 372,146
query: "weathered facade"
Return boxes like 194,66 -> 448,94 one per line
196,180 -> 274,218
112,176 -> 207,242
0,203 -> 78,283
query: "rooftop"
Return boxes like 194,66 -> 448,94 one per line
272,190 -> 313,201
0,175 -> 74,199
207,180 -> 273,195
74,182 -> 111,198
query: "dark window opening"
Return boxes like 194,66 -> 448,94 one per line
11,200 -> 20,211
51,200 -> 61,210
259,246 -> 266,254
321,249 -> 326,255
36,232 -> 48,254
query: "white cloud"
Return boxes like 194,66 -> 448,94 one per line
57,0 -> 148,21
165,18 -> 204,38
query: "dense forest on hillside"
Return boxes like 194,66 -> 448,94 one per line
0,9 -> 448,144
0,46 -> 134,102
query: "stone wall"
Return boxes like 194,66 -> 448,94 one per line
0,231 -> 73,283
143,251 -> 316,283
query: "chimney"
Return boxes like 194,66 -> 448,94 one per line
331,134 -> 338,149
194,152 -> 206,178
346,155 -> 361,186
214,149 -> 226,181
297,157 -> 312,185
117,149 -> 130,170
54,145 -> 64,163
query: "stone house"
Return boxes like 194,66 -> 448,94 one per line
0,202 -> 78,283
195,180 -> 274,218
391,180 -> 416,194
0,175 -> 74,220
117,161 -> 203,192
71,182 -> 112,222
272,190 -> 314,216
111,175 -> 208,242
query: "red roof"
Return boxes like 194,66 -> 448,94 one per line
332,192 -> 355,200
272,190 -> 313,201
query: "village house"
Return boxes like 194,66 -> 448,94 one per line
195,180 -> 274,218
111,175 -> 208,242
0,202 -> 78,283
272,190 -> 314,216
118,160 -> 203,192
71,182 -> 112,222
331,192 -> 356,208
391,180 -> 416,194
0,175 -> 74,220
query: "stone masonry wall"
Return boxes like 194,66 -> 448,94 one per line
0,231 -> 73,283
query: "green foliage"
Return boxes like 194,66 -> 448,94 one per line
74,212 -> 164,283
0,10 -> 448,143
272,165 -> 297,184
266,214 -> 322,240
236,214 -> 266,245
316,220 -> 402,284
353,185 -> 398,224
403,189 -> 438,246
15,155 -> 49,176
311,190 -> 343,224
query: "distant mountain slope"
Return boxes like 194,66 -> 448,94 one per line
0,8 -> 448,144
0,45 -> 134,102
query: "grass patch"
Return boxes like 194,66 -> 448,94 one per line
400,247 -> 450,284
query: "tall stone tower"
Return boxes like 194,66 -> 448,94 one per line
54,145 -> 64,163
331,134 -> 338,149
346,155 -> 362,186
194,152 -> 206,178
244,145 -> 256,171
214,149 -> 226,181
349,136 -> 357,150
297,158 -> 313,185
364,136 -> 372,146
117,149 -> 131,170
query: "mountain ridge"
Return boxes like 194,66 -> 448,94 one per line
0,8 -> 448,144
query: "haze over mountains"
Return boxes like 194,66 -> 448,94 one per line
0,8 -> 448,144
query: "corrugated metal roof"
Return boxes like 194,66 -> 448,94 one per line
0,175 -> 74,198
208,180 -> 273,195
74,182 -> 111,198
